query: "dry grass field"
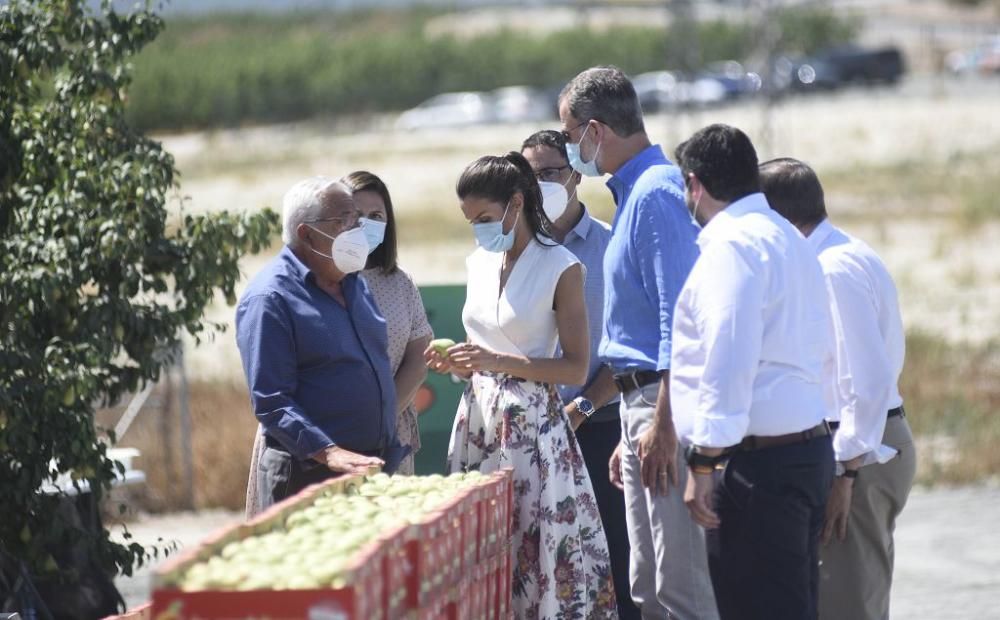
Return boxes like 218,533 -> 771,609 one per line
104,75 -> 1000,511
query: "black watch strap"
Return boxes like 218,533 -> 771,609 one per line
684,444 -> 725,469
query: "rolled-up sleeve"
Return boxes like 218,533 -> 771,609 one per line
825,265 -> 895,463
690,243 -> 764,448
235,292 -> 333,460
634,191 -> 700,371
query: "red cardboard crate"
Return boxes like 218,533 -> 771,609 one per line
151,541 -> 385,620
402,510 -> 446,610
498,542 -> 512,620
456,488 -> 480,572
473,562 -> 489,620
434,496 -> 465,588
379,523 -> 410,620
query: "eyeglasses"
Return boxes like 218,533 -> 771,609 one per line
560,119 -> 592,143
306,212 -> 361,229
534,165 -> 571,183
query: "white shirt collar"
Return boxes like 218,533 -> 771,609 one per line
806,218 -> 836,253
696,192 -> 770,249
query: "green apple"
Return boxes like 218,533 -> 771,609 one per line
429,338 -> 456,355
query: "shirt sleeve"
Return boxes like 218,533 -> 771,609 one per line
235,292 -> 334,461
824,263 -> 896,463
633,189 -> 700,371
689,241 -> 764,448
405,273 -> 434,341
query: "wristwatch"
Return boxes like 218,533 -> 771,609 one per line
572,396 -> 596,418
835,462 -> 859,479
684,444 -> 721,474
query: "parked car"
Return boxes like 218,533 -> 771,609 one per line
491,86 -> 554,124
947,37 -> 1000,75
698,61 -> 763,99
395,91 -> 494,130
633,70 -> 682,112
792,45 -> 906,91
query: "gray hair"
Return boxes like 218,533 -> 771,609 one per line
559,65 -> 645,138
281,176 -> 341,246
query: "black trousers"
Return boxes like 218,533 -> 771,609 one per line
576,410 -> 641,620
706,434 -> 834,620
257,446 -> 341,512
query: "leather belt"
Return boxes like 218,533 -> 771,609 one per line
828,406 -> 905,431
613,370 -> 661,394
739,421 -> 831,452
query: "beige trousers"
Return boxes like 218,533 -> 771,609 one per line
620,383 -> 720,620
819,415 -> 917,620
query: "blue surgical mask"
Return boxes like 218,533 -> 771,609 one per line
566,123 -> 602,177
359,218 -> 386,254
472,201 -> 519,253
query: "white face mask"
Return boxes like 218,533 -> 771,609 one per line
538,180 -> 568,223
308,225 -> 369,274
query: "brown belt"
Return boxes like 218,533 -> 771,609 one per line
739,421 -> 832,452
613,369 -> 661,394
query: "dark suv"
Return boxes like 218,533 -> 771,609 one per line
793,45 -> 905,90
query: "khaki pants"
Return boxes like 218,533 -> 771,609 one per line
620,383 -> 720,620
819,415 -> 917,620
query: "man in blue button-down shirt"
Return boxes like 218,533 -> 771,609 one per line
521,129 -> 638,619
559,66 -> 718,620
236,177 -> 402,512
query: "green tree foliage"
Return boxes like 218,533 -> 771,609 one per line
0,0 -> 279,583
124,7 -> 860,132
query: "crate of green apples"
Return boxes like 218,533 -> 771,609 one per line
151,469 -> 510,619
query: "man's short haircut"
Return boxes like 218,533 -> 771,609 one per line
559,66 -> 645,138
758,158 -> 828,229
281,176 -> 341,246
521,129 -> 569,163
674,124 -> 760,203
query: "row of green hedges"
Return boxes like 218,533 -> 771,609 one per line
126,8 -> 859,132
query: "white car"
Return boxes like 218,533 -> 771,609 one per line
395,91 -> 494,130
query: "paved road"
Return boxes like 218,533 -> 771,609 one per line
890,484 -> 1000,619
115,484 -> 1000,617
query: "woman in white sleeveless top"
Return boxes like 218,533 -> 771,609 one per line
426,153 -> 618,619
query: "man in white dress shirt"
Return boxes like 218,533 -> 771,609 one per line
759,157 -> 916,620
671,125 -> 835,620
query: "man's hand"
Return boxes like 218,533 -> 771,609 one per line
314,446 -> 384,475
821,476 -> 854,545
637,423 -> 678,496
563,403 -> 586,431
684,469 -> 721,529
608,443 -> 624,491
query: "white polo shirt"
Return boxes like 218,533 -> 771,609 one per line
809,219 -> 904,465
671,193 -> 833,448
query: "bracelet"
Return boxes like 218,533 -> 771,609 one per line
690,463 -> 715,475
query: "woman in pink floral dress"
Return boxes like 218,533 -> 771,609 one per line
426,153 -> 617,619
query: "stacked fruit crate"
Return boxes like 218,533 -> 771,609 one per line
150,468 -> 513,619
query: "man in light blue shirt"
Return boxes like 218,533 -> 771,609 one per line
521,129 -> 637,619
559,66 -> 717,620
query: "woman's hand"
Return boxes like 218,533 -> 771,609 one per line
424,345 -> 454,374
447,343 -> 504,373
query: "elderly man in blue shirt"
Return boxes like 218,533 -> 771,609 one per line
236,176 -> 405,512
559,66 -> 719,620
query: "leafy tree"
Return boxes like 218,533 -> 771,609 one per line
0,0 -> 278,612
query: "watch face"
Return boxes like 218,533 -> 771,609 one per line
578,398 -> 594,414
